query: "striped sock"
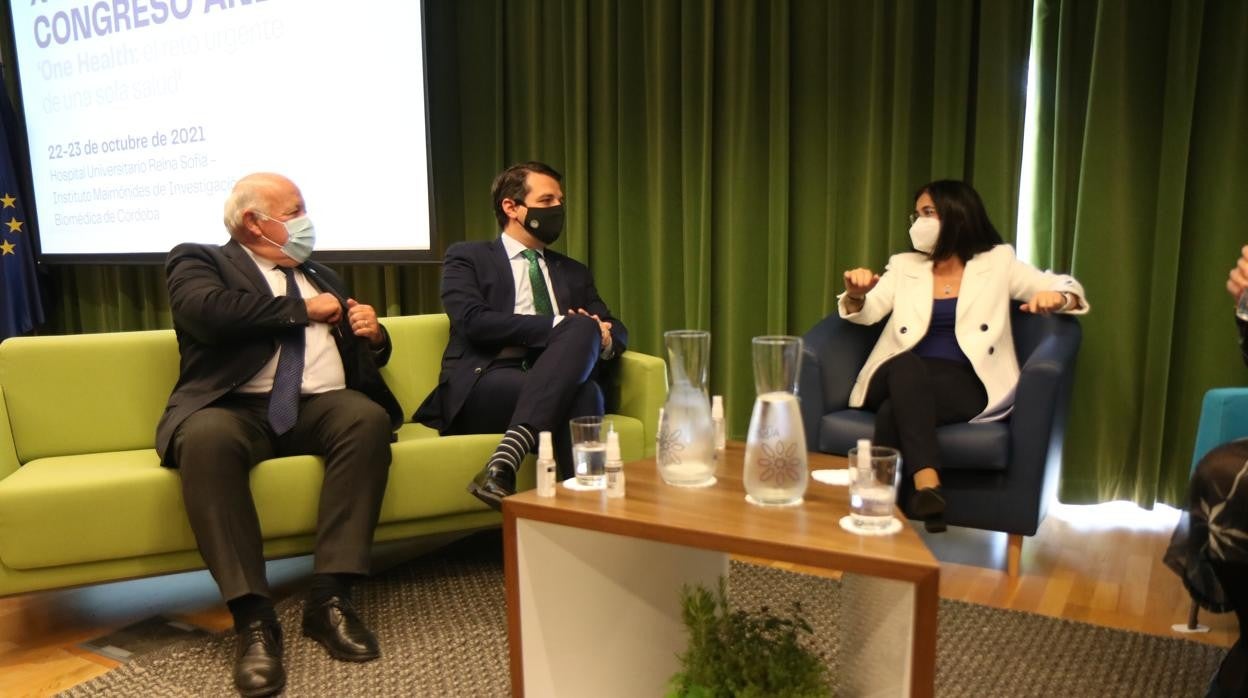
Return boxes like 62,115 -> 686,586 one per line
488,424 -> 537,473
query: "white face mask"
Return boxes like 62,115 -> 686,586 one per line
908,216 -> 940,254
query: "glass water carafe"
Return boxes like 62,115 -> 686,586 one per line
744,336 -> 808,506
657,330 -> 716,487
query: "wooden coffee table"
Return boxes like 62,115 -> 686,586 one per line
502,442 -> 939,697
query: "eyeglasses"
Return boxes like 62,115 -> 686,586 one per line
908,207 -> 938,225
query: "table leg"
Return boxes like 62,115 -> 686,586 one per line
839,572 -> 936,697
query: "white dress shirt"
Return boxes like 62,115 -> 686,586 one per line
235,245 -> 346,395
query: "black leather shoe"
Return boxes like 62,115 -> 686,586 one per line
234,620 -> 285,698
910,487 -> 947,533
302,595 -> 380,662
467,463 -> 516,512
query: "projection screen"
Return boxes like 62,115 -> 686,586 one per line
6,0 -> 435,263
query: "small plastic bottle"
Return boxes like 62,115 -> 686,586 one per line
711,395 -> 726,470
854,438 -> 873,493
606,430 -> 625,499
856,438 -> 872,472
536,431 -> 556,497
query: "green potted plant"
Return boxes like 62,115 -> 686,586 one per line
667,577 -> 832,697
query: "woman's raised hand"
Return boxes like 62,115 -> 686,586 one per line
843,268 -> 880,298
1021,291 -> 1067,315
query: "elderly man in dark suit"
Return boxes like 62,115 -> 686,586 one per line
415,161 -> 627,510
157,172 -> 402,697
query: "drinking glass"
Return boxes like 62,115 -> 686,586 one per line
846,446 -> 901,530
743,336 -> 808,506
570,416 -> 610,488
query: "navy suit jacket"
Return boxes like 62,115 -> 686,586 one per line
414,237 -> 628,432
155,240 -> 403,465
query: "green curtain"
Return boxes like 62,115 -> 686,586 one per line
42,265 -> 170,334
1030,0 -> 1248,505
16,0 -> 1033,440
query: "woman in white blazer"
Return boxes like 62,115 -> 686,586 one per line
840,180 -> 1088,532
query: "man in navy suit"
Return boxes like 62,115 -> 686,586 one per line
158,173 -> 403,697
414,161 -> 628,509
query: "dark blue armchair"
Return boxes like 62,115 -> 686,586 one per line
798,306 -> 1082,575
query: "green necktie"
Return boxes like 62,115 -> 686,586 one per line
520,249 -> 554,316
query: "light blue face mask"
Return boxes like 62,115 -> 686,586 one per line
257,211 -> 316,264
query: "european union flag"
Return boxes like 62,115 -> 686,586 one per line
0,87 -> 43,342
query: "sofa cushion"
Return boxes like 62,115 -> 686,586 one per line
377,314 -> 450,419
396,422 -> 442,441
396,414 -> 644,461
818,410 -> 1009,472
0,331 -> 179,464
0,450 -> 191,570
0,439 -> 505,571
0,415 -> 647,571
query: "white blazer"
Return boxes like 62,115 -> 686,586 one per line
839,244 -> 1088,422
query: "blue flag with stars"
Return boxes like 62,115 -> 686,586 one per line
0,87 -> 44,342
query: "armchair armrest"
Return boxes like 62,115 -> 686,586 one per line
614,350 -> 667,457
0,387 -> 19,481
1011,329 -> 1079,458
799,313 -> 883,451
798,344 -> 826,452
1192,388 -> 1248,470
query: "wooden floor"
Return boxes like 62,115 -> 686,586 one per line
0,502 -> 1236,697
747,501 -> 1237,646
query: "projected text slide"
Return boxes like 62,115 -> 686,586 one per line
11,0 -> 431,257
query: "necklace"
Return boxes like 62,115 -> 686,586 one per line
934,259 -> 962,296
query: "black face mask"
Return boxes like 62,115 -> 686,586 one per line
519,203 -> 564,245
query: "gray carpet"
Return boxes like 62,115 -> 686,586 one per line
59,532 -> 1226,697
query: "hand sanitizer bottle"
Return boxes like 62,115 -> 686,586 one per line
711,395 -> 726,471
853,438 -> 873,494
856,438 -> 872,474
536,431 -> 556,497
606,430 -> 625,499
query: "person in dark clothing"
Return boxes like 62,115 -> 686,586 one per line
1164,243 -> 1248,698
159,173 -> 402,697
414,162 -> 627,510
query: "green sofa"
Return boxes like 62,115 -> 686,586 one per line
0,314 -> 666,598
